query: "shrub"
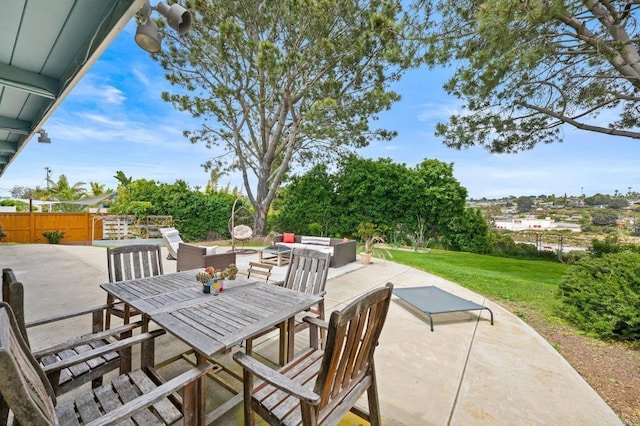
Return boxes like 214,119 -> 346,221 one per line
590,209 -> 618,226
589,235 -> 640,257
42,230 -> 65,244
489,233 -> 557,261
557,251 -> 640,340
559,250 -> 589,264
307,222 -> 323,236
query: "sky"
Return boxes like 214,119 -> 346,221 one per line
1,20 -> 639,201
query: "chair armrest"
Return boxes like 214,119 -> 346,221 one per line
304,316 -> 328,349
303,316 -> 328,330
32,321 -> 142,358
25,303 -> 112,328
85,363 -> 211,426
42,329 -> 166,374
331,240 -> 357,267
178,242 -> 206,256
233,352 -> 320,405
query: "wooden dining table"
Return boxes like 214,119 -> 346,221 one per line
101,270 -> 322,425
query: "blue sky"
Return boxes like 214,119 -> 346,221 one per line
1,20 -> 639,200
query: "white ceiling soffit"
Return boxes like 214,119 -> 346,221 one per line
0,0 -> 146,177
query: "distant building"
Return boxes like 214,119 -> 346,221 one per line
494,217 -> 555,231
494,217 -> 582,232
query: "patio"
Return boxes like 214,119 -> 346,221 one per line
0,243 -> 621,425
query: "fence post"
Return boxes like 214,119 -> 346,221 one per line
30,212 -> 36,243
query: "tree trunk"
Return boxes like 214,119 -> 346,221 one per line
251,176 -> 271,236
254,207 -> 268,237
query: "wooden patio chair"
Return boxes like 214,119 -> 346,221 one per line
105,244 -> 164,329
245,248 -> 331,365
2,268 -> 141,395
0,302 -> 210,426
247,261 -> 273,282
233,283 -> 394,426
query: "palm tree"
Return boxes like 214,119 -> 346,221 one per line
114,170 -> 132,188
89,182 -> 106,196
46,174 -> 88,212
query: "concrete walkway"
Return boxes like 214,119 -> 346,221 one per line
0,243 -> 622,425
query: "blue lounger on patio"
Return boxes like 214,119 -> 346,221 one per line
394,286 -> 494,331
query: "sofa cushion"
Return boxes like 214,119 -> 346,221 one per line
276,242 -> 334,256
283,232 -> 295,243
300,236 -> 331,246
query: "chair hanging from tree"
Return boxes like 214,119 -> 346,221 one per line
229,197 -> 255,253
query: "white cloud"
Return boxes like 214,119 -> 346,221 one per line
71,78 -> 126,105
132,68 -> 152,88
416,101 -> 463,123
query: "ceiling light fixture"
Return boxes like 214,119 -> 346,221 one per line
37,129 -> 51,143
135,1 -> 192,53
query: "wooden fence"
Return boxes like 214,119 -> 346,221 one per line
0,213 -> 174,244
0,213 -> 102,244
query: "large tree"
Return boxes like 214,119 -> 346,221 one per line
415,0 -> 640,153
155,0 -> 417,234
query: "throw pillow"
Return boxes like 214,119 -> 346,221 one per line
300,236 -> 331,246
283,233 -> 295,243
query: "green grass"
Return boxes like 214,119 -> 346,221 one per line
389,249 -> 571,322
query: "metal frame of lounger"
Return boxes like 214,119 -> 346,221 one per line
393,286 -> 494,331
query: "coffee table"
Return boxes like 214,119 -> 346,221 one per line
258,245 -> 292,267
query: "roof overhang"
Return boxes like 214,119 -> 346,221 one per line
0,0 -> 146,177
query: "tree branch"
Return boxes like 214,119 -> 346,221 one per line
516,100 -> 640,139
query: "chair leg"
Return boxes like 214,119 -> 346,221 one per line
123,304 -> 131,325
278,322 -> 287,365
366,365 -> 382,426
105,294 -> 114,330
242,369 -> 256,426
318,301 -> 326,349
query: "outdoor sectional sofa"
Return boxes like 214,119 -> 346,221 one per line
273,234 -> 356,267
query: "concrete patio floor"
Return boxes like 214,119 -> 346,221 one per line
0,243 -> 622,425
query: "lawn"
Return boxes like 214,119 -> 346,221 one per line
388,249 -> 571,322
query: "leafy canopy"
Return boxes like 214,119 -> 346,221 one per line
153,0 -> 419,234
110,178 -> 236,240
271,155 -> 487,252
414,0 -> 640,152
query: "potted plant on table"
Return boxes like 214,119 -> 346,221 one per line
356,222 -> 390,265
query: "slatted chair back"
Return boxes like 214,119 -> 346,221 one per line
2,268 -> 29,347
1,268 -> 11,302
107,244 -> 164,282
244,249 -> 332,365
0,303 -> 57,426
282,248 -> 330,296
106,244 -> 164,329
313,283 -> 393,424
247,262 -> 273,282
